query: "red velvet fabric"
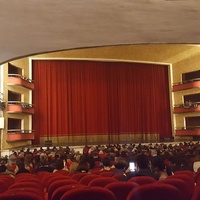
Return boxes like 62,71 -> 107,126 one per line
32,60 -> 172,143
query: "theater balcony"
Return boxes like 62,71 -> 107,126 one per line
6,129 -> 34,142
175,126 -> 200,136
7,74 -> 34,90
173,78 -> 200,92
7,101 -> 34,114
174,102 -> 200,113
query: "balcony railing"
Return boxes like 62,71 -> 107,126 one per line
7,129 -> 34,141
174,101 -> 200,113
8,74 -> 34,83
175,126 -> 200,136
7,101 -> 34,114
7,74 -> 34,90
173,78 -> 200,91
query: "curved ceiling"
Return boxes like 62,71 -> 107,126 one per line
1,0 -> 200,64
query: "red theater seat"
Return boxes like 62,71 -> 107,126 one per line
0,180 -> 10,194
79,174 -> 101,185
71,173 -> 88,181
167,174 -> 195,195
126,183 -> 183,200
0,191 -> 44,200
159,178 -> 192,200
191,185 -> 200,200
54,170 -> 70,176
112,173 -> 124,180
8,182 -> 43,191
128,176 -> 156,185
98,171 -> 113,177
45,175 -> 69,192
105,181 -> 139,200
88,177 -> 118,187
51,184 -> 86,200
5,187 -> 44,197
174,170 -> 195,177
60,186 -> 117,200
48,179 -> 80,200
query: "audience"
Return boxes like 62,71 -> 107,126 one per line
0,141 -> 200,177
121,153 -> 159,181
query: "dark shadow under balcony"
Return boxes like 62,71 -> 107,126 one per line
7,74 -> 34,90
7,101 -> 34,114
7,129 -> 34,142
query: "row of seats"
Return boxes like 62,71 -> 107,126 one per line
0,170 -> 199,200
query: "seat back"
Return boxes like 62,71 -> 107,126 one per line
159,178 -> 192,200
79,174 -> 101,185
54,170 -> 70,176
8,181 -> 43,191
0,180 -> 10,194
126,183 -> 183,200
48,179 -> 79,200
60,186 -> 117,200
51,184 -> 86,200
0,191 -> 44,200
105,181 -> 139,200
174,170 -> 194,177
167,174 -> 195,195
128,176 -> 156,185
46,175 -> 69,191
88,177 -> 118,187
71,173 -> 88,181
98,171 -> 113,177
112,173 -> 124,180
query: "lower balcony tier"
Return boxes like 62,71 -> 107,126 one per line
175,127 -> 200,136
6,133 -> 34,142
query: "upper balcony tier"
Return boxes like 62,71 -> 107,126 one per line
173,78 -> 200,91
7,74 -> 34,90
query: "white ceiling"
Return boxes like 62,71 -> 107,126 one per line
1,0 -> 200,64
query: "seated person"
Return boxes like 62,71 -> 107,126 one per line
16,159 -> 30,174
112,157 -> 128,175
121,153 -> 159,181
150,156 -> 170,180
100,157 -> 111,171
75,161 -> 90,173
1,160 -> 17,176
34,153 -> 54,173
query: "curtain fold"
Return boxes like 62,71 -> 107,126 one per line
32,60 -> 172,144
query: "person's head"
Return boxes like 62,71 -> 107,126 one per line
114,157 -> 128,169
0,165 -> 6,173
40,153 -> 48,166
76,161 -> 90,173
55,159 -> 64,170
102,157 -> 110,167
151,149 -> 157,157
135,154 -> 150,171
150,156 -> 165,172
6,159 -> 17,173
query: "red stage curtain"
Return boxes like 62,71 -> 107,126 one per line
32,60 -> 172,144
